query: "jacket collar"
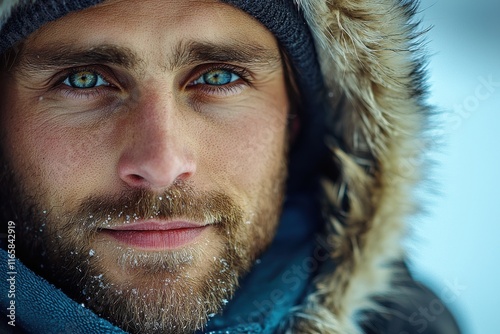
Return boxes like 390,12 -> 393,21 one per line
202,190 -> 325,333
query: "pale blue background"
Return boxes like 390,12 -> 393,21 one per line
408,1 -> 500,333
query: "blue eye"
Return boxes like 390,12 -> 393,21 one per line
193,69 -> 240,86
63,71 -> 109,89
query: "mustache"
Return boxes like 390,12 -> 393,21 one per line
59,182 -> 243,235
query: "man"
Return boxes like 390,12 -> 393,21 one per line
0,0 -> 460,333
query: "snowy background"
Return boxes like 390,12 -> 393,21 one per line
409,0 -> 500,333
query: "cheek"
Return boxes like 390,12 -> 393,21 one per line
4,111 -> 117,206
199,99 -> 289,198
231,119 -> 285,176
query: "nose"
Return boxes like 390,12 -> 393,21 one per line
117,95 -> 196,191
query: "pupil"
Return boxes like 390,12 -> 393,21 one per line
205,70 -> 231,85
70,71 -> 97,88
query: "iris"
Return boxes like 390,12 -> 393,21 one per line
64,71 -> 108,89
203,70 -> 233,85
195,69 -> 239,86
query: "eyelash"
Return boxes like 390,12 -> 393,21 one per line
186,64 -> 252,96
54,66 -> 117,100
51,64 -> 252,100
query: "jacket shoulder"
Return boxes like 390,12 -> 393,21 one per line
361,265 -> 462,334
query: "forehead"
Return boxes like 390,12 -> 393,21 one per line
25,0 -> 279,58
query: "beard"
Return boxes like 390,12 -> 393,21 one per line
0,155 -> 287,334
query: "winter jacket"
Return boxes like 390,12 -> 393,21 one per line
0,0 -> 461,333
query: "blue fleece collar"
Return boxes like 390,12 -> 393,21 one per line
0,249 -> 125,333
200,192 -> 322,333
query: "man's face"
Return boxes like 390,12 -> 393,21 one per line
0,0 -> 290,332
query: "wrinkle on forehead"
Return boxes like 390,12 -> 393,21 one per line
88,0 -> 237,27
17,0 -> 282,76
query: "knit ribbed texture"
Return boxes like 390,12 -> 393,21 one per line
0,0 -> 105,54
220,0 -> 324,107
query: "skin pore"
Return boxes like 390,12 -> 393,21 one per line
0,0 -> 292,333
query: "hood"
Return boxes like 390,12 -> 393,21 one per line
281,1 -> 428,332
1,1 -> 429,333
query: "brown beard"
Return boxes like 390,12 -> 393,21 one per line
1,162 -> 287,333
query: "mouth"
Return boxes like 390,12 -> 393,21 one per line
100,221 -> 209,250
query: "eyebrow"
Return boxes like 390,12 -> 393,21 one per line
19,44 -> 140,72
170,40 -> 282,71
17,40 -> 282,74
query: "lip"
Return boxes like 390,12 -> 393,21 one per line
100,220 -> 209,250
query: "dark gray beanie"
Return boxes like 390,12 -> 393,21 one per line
0,0 -> 327,190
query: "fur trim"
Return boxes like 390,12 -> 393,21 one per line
0,0 -> 25,27
1,1 -> 14,27
281,0 -> 430,332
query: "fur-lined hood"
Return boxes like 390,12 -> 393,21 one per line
1,1 -> 438,333
274,1 -> 429,332
277,0 -> 430,332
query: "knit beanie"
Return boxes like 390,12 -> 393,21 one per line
0,0 -> 327,190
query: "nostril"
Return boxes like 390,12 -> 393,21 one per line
127,174 -> 146,185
